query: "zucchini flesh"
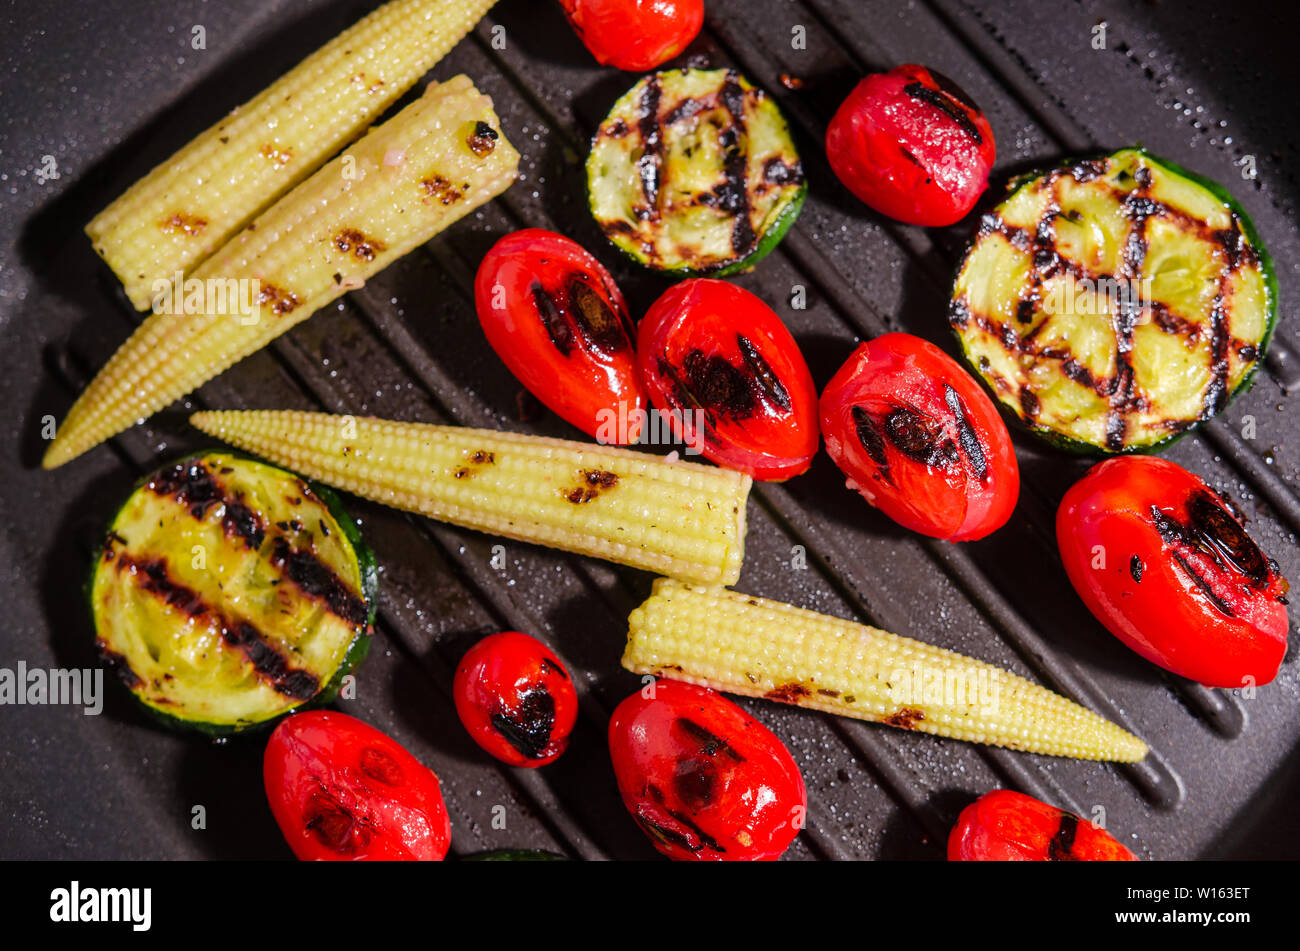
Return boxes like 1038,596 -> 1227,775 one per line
586,68 -> 805,275
90,453 -> 375,735
950,148 -> 1275,453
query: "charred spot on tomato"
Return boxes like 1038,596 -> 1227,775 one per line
672,757 -> 719,810
737,335 -> 791,410
303,787 -> 371,854
359,747 -> 403,786
677,717 -> 745,762
1130,555 -> 1144,583
851,406 -> 890,472
467,120 -> 499,156
540,656 -> 568,681
532,282 -> 574,357
1185,491 -> 1273,587
1047,812 -> 1079,861
490,686 -> 556,760
945,385 -> 988,479
568,276 -> 633,353
901,80 -> 983,144
883,707 -> 925,729
634,810 -> 704,854
885,407 -> 960,470
334,228 -> 386,263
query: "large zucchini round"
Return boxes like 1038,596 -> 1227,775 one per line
90,451 -> 376,736
586,67 -> 805,276
950,148 -> 1276,453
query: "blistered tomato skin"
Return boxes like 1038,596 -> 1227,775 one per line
453,632 -> 578,768
263,711 -> 451,861
474,229 -> 646,442
825,64 -> 995,227
608,680 -> 807,861
559,0 -> 704,71
948,790 -> 1136,861
819,333 -> 1019,541
1057,456 -> 1290,688
637,279 -> 819,480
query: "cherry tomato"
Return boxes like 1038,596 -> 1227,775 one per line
948,790 -> 1136,861
475,229 -> 646,442
609,680 -> 806,861
263,711 -> 451,861
559,0 -> 704,72
453,631 -> 578,768
820,333 -> 1019,541
825,64 -> 995,227
1057,456 -> 1290,688
637,279 -> 819,480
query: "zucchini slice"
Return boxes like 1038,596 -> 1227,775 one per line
586,67 -> 805,275
950,148 -> 1276,453
90,452 -> 376,736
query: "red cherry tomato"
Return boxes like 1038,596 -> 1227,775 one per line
1057,456 -> 1290,688
453,631 -> 578,768
637,279 -> 819,480
475,229 -> 646,442
948,790 -> 1136,861
263,711 -> 451,861
825,64 -> 995,226
820,333 -> 1019,541
608,680 -> 806,861
559,0 -> 704,72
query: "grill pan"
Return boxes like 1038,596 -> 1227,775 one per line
2,0 -> 1299,860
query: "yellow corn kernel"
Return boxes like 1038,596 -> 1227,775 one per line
87,0 -> 499,310
188,410 -> 751,585
46,76 -> 518,469
623,579 -> 1149,762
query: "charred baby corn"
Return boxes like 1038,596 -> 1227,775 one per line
623,579 -> 1149,761
189,410 -> 751,585
46,75 -> 518,469
87,0 -> 499,310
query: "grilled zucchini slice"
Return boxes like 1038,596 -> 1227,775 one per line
586,68 -> 805,275
90,452 -> 376,736
950,148 -> 1276,453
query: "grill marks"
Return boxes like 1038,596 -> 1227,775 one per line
110,549 -> 320,700
850,388 -> 989,486
718,71 -> 756,255
531,275 -> 635,360
491,686 -> 557,760
902,80 -> 984,145
956,155 -> 1266,447
1047,812 -> 1079,860
268,538 -> 369,627
659,333 -> 792,435
636,74 -> 664,215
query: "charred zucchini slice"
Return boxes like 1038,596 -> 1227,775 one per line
586,67 -> 805,275
950,148 -> 1276,453
90,452 -> 376,736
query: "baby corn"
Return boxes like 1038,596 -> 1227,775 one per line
189,410 -> 751,585
623,579 -> 1149,762
46,75 -> 518,469
87,0 -> 499,310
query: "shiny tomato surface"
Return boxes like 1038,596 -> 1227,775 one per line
609,680 -> 806,861
453,631 -> 578,768
1057,456 -> 1290,687
825,63 -> 995,226
559,0 -> 704,71
820,333 -> 1018,541
475,228 -> 645,442
263,711 -> 451,861
948,790 -> 1136,861
637,279 -> 819,480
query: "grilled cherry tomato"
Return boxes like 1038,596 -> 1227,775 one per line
609,680 -> 806,861
263,711 -> 451,861
825,64 -> 995,226
637,279 -> 819,480
559,0 -> 704,71
453,631 -> 578,768
475,229 -> 646,442
949,790 -> 1136,861
820,333 -> 1018,541
1057,456 -> 1290,688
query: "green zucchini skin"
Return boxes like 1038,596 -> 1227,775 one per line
949,147 -> 1276,455
88,450 -> 376,738
586,67 -> 805,276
